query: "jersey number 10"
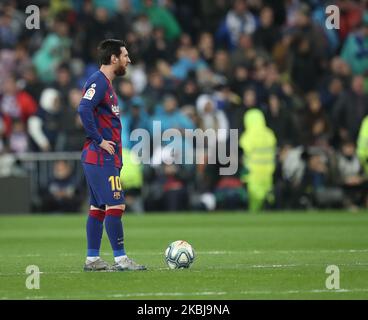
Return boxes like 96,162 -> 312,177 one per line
108,176 -> 122,191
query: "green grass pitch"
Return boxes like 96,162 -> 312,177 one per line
0,211 -> 368,300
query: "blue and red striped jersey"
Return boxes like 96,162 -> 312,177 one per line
78,70 -> 122,169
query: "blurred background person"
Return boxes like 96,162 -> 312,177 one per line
120,148 -> 144,213
42,160 -> 84,212
337,140 -> 368,210
240,109 -> 276,211
27,88 -> 62,152
357,114 -> 368,176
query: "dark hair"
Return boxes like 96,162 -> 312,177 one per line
97,39 -> 126,65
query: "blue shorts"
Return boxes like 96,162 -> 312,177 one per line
82,163 -> 125,208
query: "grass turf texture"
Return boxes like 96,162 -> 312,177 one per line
0,211 -> 368,300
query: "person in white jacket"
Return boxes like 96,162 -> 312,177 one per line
196,94 -> 229,161
28,88 -> 61,152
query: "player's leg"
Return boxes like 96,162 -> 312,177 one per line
86,205 -> 105,261
82,163 -> 111,271
101,167 -> 146,270
105,203 -> 146,271
104,204 -> 126,260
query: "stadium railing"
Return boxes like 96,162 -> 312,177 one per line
16,152 -> 84,212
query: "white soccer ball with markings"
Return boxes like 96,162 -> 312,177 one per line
165,240 -> 195,269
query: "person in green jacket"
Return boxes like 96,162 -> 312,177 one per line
340,13 -> 368,75
239,109 -> 277,211
32,19 -> 71,83
357,115 -> 368,175
120,148 -> 144,213
142,0 -> 181,41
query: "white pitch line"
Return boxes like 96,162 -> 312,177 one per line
109,288 -> 368,298
1,249 -> 368,259
109,291 -> 228,298
2,261 -> 368,277
2,288 -> 368,300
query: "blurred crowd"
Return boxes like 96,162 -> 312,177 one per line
2,0 -> 368,212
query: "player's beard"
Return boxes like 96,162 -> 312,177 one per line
115,65 -> 126,77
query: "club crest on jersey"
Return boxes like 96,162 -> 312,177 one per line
83,87 -> 96,100
113,191 -> 121,200
111,104 -> 120,116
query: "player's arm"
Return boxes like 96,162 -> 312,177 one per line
78,80 -> 115,155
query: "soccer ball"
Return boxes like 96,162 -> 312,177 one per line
165,240 -> 195,269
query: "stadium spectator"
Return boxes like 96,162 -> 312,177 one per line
143,26 -> 173,64
253,6 -> 280,53
214,169 -> 247,210
289,34 -> 322,94
28,88 -> 62,152
120,148 -> 144,213
0,75 -> 37,123
177,78 -> 200,106
198,31 -> 215,65
51,63 -> 76,107
60,88 -> 86,151
337,0 -> 363,42
319,76 -> 344,117
12,44 -> 33,79
117,78 -> 138,113
336,140 -> 368,210
333,75 -> 368,144
264,93 -> 297,147
357,115 -> 368,175
229,63 -> 251,96
132,13 -> 153,43
328,56 -> 351,88
141,0 -> 181,41
231,33 -> 262,69
42,160 -> 83,212
196,94 -> 229,159
32,17 -> 71,83
239,108 -> 276,211
300,148 -> 342,209
278,78 -> 304,110
298,91 -> 332,147
216,0 -> 257,49
120,97 -> 151,150
141,69 -> 167,114
241,86 -> 258,114
160,163 -> 191,211
112,0 -> 134,40
8,118 -> 28,153
151,94 -> 194,133
82,6 -> 117,63
0,10 -> 18,49
212,49 -> 232,80
199,0 -> 230,34
279,146 -> 309,209
289,2 -> 327,61
22,66 -> 44,102
0,111 -> 11,153
171,47 -> 208,82
341,11 -> 368,75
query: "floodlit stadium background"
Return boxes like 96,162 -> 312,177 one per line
1,0 -> 368,214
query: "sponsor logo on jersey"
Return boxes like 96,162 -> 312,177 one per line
83,87 -> 96,100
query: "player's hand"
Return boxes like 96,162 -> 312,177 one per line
99,139 -> 116,155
